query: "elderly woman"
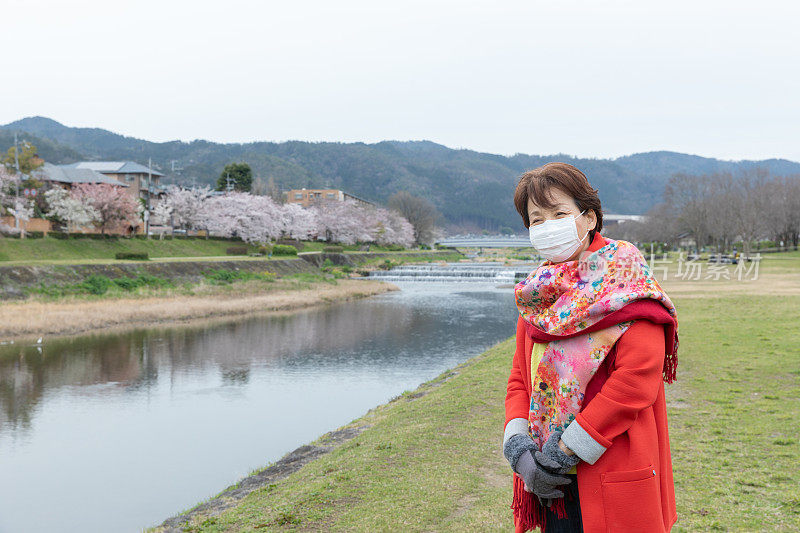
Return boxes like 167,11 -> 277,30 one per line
503,162 -> 680,533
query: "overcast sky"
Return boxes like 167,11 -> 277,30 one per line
2,0 -> 798,161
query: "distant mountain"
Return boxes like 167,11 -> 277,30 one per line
0,126 -> 85,165
3,116 -> 799,233
613,151 -> 800,182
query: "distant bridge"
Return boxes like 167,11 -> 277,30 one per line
436,214 -> 645,248
605,214 -> 645,223
435,236 -> 533,248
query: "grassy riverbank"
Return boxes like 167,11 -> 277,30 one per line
0,236 -> 237,263
150,254 -> 800,532
0,235 -> 440,264
0,277 -> 398,342
0,243 -> 464,340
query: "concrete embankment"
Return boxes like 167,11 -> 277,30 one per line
297,249 -> 459,267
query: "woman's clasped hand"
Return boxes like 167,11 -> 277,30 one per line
515,446 -> 570,506
505,431 -> 577,507
535,428 -> 581,475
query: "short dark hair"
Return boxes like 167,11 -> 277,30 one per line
513,162 -> 603,241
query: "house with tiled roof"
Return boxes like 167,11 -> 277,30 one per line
61,161 -> 166,201
34,162 -> 131,188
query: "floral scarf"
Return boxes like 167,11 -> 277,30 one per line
510,236 -> 679,531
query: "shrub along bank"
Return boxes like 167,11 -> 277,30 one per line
26,269 -> 283,299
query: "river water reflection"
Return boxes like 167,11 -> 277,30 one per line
0,280 -> 519,533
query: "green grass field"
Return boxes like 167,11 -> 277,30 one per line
0,236 -> 239,263
147,252 -> 800,532
0,236 -> 438,265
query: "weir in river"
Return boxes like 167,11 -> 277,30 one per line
367,261 -> 540,284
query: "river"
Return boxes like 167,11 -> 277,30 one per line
0,266 -> 527,532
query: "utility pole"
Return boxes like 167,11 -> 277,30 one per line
13,133 -> 20,230
170,160 -> 183,187
169,160 -> 183,236
144,157 -> 153,238
226,172 -> 235,192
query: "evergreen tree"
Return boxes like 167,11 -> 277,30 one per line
216,162 -> 253,192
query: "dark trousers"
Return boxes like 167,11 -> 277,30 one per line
544,473 -> 583,533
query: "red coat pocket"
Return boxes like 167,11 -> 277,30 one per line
600,464 -> 663,532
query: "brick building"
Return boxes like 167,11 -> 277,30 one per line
285,188 -> 375,208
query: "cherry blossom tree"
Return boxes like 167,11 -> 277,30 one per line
152,184 -> 414,247
0,167 -> 38,235
0,167 -> 19,213
260,195 -> 412,246
164,185 -> 213,232
44,187 -> 100,232
310,199 -> 370,245
0,168 -> 21,234
6,198 -> 34,236
202,191 -> 283,244
280,202 -> 317,240
308,199 -> 414,246
149,199 -> 174,227
373,207 -> 415,247
71,183 -> 140,235
0,167 -> 14,197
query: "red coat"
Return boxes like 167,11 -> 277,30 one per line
505,307 -> 678,532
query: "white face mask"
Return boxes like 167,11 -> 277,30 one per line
528,209 -> 590,262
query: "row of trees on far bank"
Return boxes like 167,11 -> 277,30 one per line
0,166 -> 419,247
209,162 -> 441,245
1,144 -> 443,245
159,186 -> 416,246
615,168 -> 800,255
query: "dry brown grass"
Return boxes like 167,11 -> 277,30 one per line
0,279 -> 399,343
657,257 -> 800,297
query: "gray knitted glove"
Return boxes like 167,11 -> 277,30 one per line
515,449 -> 572,504
503,433 -> 537,472
534,429 -> 581,475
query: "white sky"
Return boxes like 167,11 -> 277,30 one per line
2,0 -> 798,161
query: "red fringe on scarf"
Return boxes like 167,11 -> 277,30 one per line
663,334 -> 679,384
511,472 -> 571,532
663,350 -> 678,384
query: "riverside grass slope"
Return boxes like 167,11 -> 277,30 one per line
150,254 -> 800,532
0,236 -> 441,265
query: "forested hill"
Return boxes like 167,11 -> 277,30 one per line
3,116 -> 799,232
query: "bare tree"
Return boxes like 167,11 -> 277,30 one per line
729,167 -> 771,258
766,175 -> 800,249
252,175 -> 285,204
705,172 -> 740,254
631,202 -> 682,246
626,169 -> 799,255
662,173 -> 713,252
387,191 -> 440,245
